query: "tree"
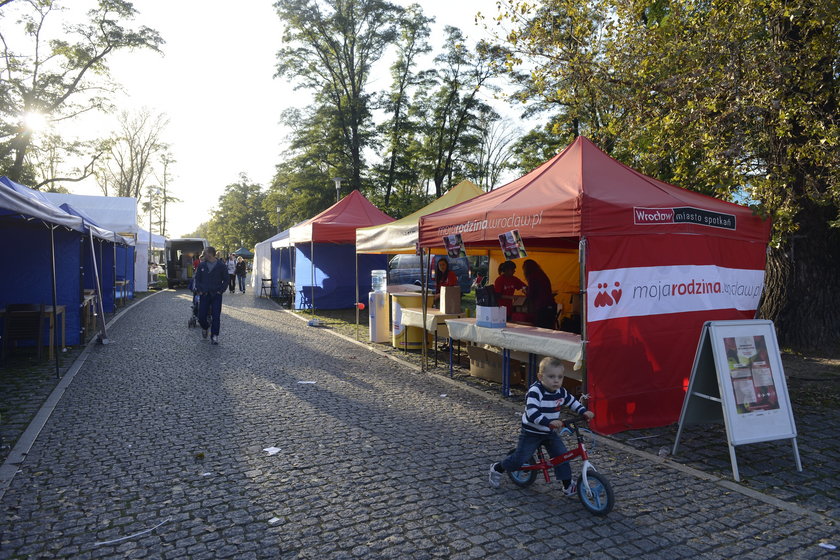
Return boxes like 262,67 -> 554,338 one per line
0,0 -> 163,185
608,1 -> 839,350
466,116 -> 519,190
493,0 -> 840,350
205,175 -> 274,254
414,27 -> 500,197
274,0 -> 402,192
375,4 -> 433,206
267,106 -> 350,230
96,109 -> 169,198
486,0 -> 622,163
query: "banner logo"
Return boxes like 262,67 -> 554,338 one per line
594,281 -> 622,307
634,206 -> 736,230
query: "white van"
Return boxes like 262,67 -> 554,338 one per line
165,238 -> 209,288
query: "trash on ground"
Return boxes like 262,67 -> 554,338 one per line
263,446 -> 281,455
94,517 -> 171,546
297,380 -> 316,384
268,517 -> 281,525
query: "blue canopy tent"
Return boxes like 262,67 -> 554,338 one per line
0,177 -> 86,374
60,203 -> 134,310
0,177 -> 129,357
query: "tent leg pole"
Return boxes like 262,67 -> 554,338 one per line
50,225 -> 60,379
579,238 -> 587,399
355,251 -> 359,341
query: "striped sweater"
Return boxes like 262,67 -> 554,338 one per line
521,381 -> 588,434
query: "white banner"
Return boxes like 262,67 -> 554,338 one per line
587,265 -> 765,322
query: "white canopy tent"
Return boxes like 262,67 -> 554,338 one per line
135,227 -> 167,291
251,229 -> 291,293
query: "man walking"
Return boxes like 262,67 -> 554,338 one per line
194,246 -> 228,345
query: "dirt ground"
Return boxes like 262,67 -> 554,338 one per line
781,348 -> 840,408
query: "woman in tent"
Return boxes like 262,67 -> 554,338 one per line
522,259 -> 557,329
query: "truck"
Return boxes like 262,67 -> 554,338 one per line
165,238 -> 209,288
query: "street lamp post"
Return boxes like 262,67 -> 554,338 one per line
276,205 -> 282,233
332,177 -> 344,202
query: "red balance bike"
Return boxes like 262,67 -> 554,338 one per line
507,417 -> 615,516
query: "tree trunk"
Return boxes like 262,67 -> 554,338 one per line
760,200 -> 840,351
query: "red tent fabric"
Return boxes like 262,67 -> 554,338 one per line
419,137 -> 771,434
419,137 -> 768,245
290,189 -> 394,244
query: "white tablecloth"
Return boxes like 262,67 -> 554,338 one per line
400,308 -> 465,334
445,318 -> 583,370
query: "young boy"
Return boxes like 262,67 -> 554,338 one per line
489,357 -> 594,495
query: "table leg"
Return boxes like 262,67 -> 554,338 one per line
502,348 -> 511,397
528,353 -> 537,386
449,340 -> 454,377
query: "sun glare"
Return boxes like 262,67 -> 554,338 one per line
23,111 -> 49,132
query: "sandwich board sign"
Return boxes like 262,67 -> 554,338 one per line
673,320 -> 801,481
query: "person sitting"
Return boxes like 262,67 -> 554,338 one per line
493,261 -> 526,320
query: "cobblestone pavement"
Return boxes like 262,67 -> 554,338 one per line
1,290 -> 837,559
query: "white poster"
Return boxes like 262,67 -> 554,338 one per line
587,265 -> 765,322
709,321 -> 796,445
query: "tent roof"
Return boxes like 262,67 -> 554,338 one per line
356,180 -> 483,253
136,227 -> 167,249
0,176 -> 84,231
42,192 -> 138,235
289,189 -> 394,244
418,137 -> 770,248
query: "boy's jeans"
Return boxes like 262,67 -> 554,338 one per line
501,428 -> 571,482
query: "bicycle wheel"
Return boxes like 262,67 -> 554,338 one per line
506,449 -> 538,488
577,471 -> 614,516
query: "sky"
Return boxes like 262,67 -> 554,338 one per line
59,0 -> 509,238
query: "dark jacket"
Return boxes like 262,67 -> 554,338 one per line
235,260 -> 247,277
194,259 -> 229,294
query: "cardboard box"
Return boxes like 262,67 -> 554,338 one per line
468,346 -> 524,385
440,285 -> 461,314
476,305 -> 506,328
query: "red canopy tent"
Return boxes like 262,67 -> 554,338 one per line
284,190 -> 394,309
418,137 -> 771,433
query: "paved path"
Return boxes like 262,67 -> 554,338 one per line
1,291 -> 837,559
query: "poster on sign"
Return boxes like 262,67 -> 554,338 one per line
673,319 -> 801,481
498,230 -> 527,260
443,233 -> 466,259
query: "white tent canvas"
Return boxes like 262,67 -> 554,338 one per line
42,192 -> 139,234
135,227 -> 167,291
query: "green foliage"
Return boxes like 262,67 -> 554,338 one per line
274,0 -> 402,191
0,0 -> 164,186
202,175 -> 274,254
492,0 -> 840,348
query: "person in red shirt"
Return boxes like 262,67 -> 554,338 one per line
432,257 -> 459,309
493,261 -> 526,319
